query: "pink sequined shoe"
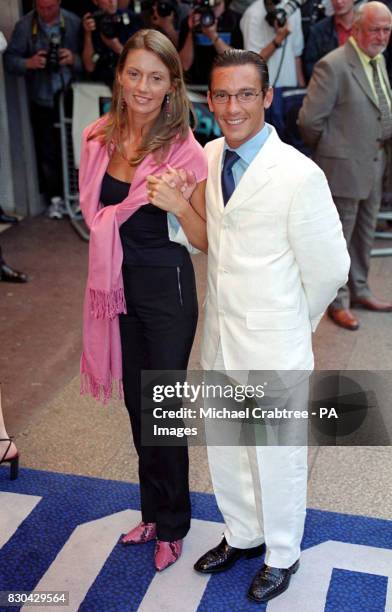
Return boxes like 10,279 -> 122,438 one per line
120,521 -> 157,545
154,539 -> 183,571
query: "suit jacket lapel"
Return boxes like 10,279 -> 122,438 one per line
208,140 -> 225,210
223,129 -> 279,214
346,42 -> 379,110
380,61 -> 392,105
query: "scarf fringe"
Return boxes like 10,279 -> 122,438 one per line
80,371 -> 124,404
89,287 -> 126,320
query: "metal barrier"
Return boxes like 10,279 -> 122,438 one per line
371,200 -> 392,257
58,89 -> 89,241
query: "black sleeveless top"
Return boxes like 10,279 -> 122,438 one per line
100,172 -> 186,267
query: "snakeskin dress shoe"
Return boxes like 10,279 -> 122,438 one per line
120,521 -> 157,545
194,537 -> 265,574
154,539 -> 183,571
247,559 -> 300,602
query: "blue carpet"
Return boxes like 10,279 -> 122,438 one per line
0,467 -> 391,611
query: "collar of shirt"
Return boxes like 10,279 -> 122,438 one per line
334,18 -> 352,46
223,123 -> 271,186
334,17 -> 352,31
38,15 -> 61,37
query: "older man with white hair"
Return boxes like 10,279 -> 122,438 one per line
299,2 -> 392,331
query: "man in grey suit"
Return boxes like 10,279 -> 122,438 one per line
298,2 -> 392,330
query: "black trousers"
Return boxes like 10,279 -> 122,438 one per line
119,256 -> 198,541
30,102 -> 63,202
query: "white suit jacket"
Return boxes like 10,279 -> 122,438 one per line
200,127 -> 350,372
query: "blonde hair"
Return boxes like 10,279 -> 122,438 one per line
88,29 -> 194,165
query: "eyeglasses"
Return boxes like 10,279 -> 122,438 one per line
211,89 -> 264,104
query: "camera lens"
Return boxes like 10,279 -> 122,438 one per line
47,33 -> 60,71
200,10 -> 215,26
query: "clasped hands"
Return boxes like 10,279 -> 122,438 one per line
147,167 -> 197,217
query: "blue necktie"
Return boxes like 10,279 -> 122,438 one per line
221,150 -> 240,206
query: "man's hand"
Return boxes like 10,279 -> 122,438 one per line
201,21 -> 218,41
83,12 -> 96,33
100,33 -> 123,54
59,48 -> 74,66
26,50 -> 47,70
274,21 -> 291,45
188,10 -> 201,30
147,174 -> 190,216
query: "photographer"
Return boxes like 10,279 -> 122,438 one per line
303,0 -> 355,82
240,0 -> 305,87
150,0 -> 183,47
4,0 -> 83,218
240,0 -> 304,140
178,0 -> 243,85
82,0 -> 143,86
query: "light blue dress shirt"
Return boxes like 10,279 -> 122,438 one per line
223,123 -> 271,187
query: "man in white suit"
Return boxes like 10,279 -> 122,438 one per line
193,50 -> 350,603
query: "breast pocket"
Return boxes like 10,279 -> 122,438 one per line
232,210 -> 284,257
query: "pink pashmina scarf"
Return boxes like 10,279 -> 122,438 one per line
79,118 -> 207,402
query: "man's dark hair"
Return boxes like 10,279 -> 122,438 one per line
208,50 -> 270,94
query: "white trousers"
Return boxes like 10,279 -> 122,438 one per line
206,343 -> 308,568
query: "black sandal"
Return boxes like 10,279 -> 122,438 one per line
0,438 -> 19,480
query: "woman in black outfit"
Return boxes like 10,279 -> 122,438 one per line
79,29 -> 207,571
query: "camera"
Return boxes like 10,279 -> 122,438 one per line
92,10 -> 131,39
300,0 -> 325,39
154,0 -> 176,17
264,0 -> 302,27
47,33 -> 61,71
307,0 -> 325,24
192,0 -> 216,28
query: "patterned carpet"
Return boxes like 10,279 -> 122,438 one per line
0,467 -> 391,611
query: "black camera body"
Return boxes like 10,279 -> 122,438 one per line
193,0 -> 216,28
47,33 -> 61,71
92,10 -> 131,39
264,0 -> 301,27
155,0 -> 176,17
309,1 -> 325,24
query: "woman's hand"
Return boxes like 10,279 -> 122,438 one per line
147,175 -> 189,217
